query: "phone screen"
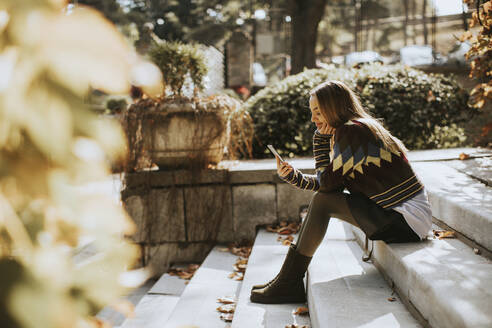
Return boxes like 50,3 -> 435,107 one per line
267,145 -> 284,162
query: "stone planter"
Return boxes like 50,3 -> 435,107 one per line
143,110 -> 229,169
125,96 -> 232,170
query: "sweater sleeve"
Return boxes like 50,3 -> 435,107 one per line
279,130 -> 333,192
281,167 -> 319,191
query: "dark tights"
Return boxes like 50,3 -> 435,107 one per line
295,191 -> 360,257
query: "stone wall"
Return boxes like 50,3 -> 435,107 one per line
122,162 -> 315,276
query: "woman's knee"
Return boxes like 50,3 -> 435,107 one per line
310,191 -> 345,213
312,190 -> 345,204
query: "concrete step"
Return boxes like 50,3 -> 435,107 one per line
351,222 -> 492,328
412,161 -> 492,253
97,278 -> 158,328
231,229 -> 312,328
307,219 -> 422,328
120,274 -> 187,328
162,246 -> 242,328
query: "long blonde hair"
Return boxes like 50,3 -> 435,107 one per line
310,80 -> 408,155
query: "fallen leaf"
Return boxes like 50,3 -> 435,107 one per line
217,304 -> 236,313
228,245 -> 252,258
220,313 -> 234,322
217,296 -> 236,304
278,227 -> 295,235
266,221 -> 301,235
282,239 -> 293,246
228,272 -> 237,279
168,263 -> 200,280
234,272 -> 244,281
234,263 -> 247,272
459,152 -> 470,160
110,299 -> 135,318
278,235 -> 294,246
387,297 -> 397,302
433,230 -> 456,239
292,306 -> 309,315
217,247 -> 230,252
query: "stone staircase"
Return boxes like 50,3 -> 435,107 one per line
103,148 -> 492,328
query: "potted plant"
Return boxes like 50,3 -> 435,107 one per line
123,41 -> 252,171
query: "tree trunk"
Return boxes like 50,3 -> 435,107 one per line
354,0 -> 361,52
288,0 -> 327,74
462,1 -> 468,31
372,17 -> 378,50
402,0 -> 408,46
411,0 -> 417,44
422,0 -> 428,44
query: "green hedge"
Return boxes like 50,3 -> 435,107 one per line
246,64 -> 473,158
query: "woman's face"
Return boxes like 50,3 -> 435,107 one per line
309,95 -> 328,130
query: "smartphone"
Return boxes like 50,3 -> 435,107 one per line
267,144 -> 284,162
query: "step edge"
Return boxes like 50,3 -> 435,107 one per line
351,226 -> 492,328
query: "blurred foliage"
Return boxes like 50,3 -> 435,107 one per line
462,0 -> 491,146
246,63 -> 473,158
462,0 -> 492,110
148,41 -> 208,96
0,1 -> 162,327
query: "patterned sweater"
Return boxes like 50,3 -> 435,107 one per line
282,119 -> 424,209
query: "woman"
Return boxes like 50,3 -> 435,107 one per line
250,80 -> 432,304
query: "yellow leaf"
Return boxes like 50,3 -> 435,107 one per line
433,230 -> 456,239
292,306 -> 309,315
219,313 -> 234,322
484,1 -> 491,13
217,296 -> 236,304
216,304 -> 235,313
460,30 -> 472,42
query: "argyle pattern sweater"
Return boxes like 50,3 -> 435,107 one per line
282,120 -> 424,209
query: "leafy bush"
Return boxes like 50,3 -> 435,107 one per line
355,64 -> 473,149
245,66 -> 354,158
414,124 -> 469,149
246,63 -> 473,158
148,41 -> 208,96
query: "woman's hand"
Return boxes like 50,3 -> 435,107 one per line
276,155 -> 294,178
318,122 -> 336,135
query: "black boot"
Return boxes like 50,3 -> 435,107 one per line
250,243 -> 312,304
251,272 -> 279,290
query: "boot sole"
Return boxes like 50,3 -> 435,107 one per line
250,292 -> 306,304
